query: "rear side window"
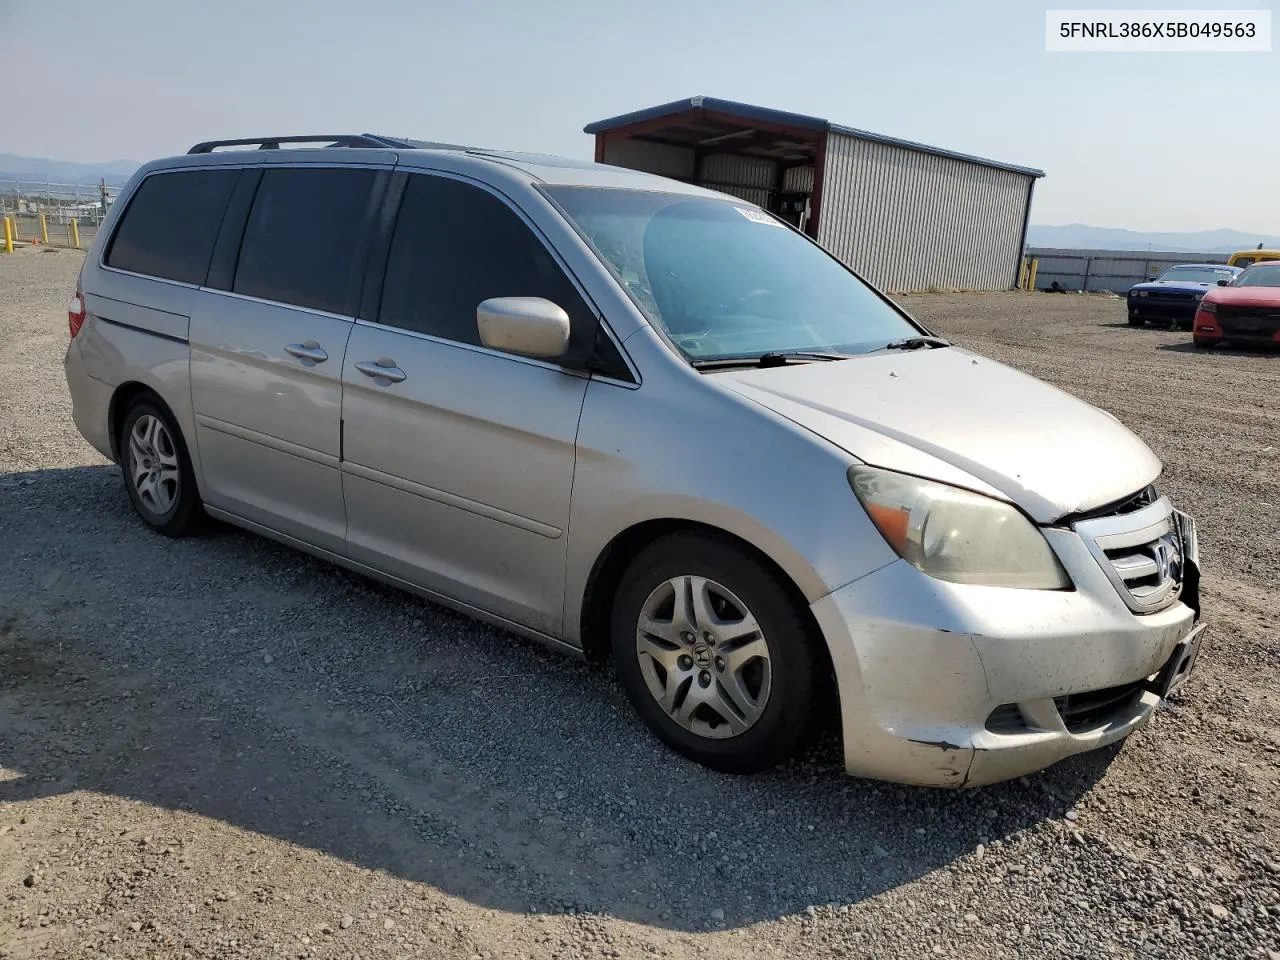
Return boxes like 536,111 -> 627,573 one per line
234,167 -> 378,314
106,169 -> 237,284
379,174 -> 594,359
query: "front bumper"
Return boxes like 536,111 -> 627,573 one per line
1128,298 -> 1199,322
811,524 -> 1200,788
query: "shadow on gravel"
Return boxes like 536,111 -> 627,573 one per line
1157,341 -> 1278,356
1096,322 -> 1181,331
0,465 -> 1114,932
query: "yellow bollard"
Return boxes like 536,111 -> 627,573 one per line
70,218 -> 80,249
39,212 -> 49,244
3,216 -> 12,254
1028,257 -> 1039,291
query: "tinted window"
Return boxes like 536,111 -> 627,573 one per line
234,167 -> 377,314
380,174 -> 594,358
106,169 -> 237,284
1236,263 -> 1280,287
1158,266 -> 1236,284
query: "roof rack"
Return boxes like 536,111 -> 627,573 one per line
187,133 -> 416,155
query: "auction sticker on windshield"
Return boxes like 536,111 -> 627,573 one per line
737,207 -> 784,226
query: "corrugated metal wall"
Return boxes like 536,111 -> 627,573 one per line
700,154 -> 773,188
698,154 -> 775,207
601,139 -> 694,180
1028,247 -> 1230,293
783,165 -> 814,193
599,142 -> 784,207
817,133 -> 1033,291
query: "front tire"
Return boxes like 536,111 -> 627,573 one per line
611,533 -> 822,774
119,399 -> 203,536
1128,316 -> 1144,327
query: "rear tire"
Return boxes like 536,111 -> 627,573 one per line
610,533 -> 822,774
119,398 -> 204,537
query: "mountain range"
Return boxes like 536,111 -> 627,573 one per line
0,154 -> 140,188
1027,223 -> 1280,254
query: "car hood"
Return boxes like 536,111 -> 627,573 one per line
1204,285 -> 1280,306
1129,280 -> 1216,295
718,347 -> 1161,524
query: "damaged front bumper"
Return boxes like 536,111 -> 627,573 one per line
810,520 -> 1202,788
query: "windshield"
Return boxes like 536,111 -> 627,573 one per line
1235,263 -> 1280,287
545,187 -> 919,361
1158,266 -> 1236,284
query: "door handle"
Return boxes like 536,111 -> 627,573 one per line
285,341 -> 329,365
354,359 -> 407,384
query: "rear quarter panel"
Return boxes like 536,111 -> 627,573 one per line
76,169 -> 200,481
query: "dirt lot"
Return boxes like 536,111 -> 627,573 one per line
1,247 -> 1278,960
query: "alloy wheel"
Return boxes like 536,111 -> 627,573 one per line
634,575 -> 772,739
128,414 -> 181,516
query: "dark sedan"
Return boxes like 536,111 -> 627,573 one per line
1127,264 -> 1241,330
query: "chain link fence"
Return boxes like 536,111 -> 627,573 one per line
0,179 -> 122,250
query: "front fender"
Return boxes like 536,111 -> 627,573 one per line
561,375 -> 898,646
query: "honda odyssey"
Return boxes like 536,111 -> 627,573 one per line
64,134 -> 1206,786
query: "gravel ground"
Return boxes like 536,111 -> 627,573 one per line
1,247 -> 1278,960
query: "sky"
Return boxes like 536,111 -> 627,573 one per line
1,0 -> 1276,232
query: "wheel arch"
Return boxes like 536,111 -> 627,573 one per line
108,381 -> 187,464
578,519 -> 836,686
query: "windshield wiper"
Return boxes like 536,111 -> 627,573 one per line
882,335 -> 952,351
689,350 -> 848,370
757,350 -> 847,366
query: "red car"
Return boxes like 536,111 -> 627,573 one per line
1193,261 -> 1280,349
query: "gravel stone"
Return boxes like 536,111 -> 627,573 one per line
0,254 -> 1276,959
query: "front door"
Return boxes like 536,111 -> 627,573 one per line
340,172 -> 596,635
190,165 -> 384,554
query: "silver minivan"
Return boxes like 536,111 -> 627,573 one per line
64,134 -> 1206,787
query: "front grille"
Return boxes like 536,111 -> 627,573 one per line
1074,494 -> 1185,614
1054,681 -> 1145,733
1217,306 -> 1280,336
1148,291 -> 1196,302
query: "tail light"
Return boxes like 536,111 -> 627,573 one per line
68,289 -> 86,339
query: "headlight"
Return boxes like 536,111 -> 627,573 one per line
1132,290 -> 1149,298
848,466 -> 1071,589
1197,301 -> 1217,314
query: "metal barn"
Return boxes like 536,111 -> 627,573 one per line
585,97 -> 1044,292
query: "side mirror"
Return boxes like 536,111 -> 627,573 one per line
1147,276 -> 1157,282
476,297 -> 570,359
1217,279 -> 1229,286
